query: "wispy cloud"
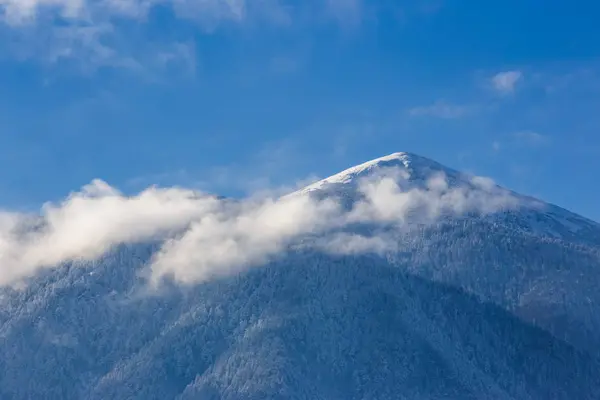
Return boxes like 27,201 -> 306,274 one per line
0,0 -> 368,73
491,70 -> 522,94
0,9 -> 199,77
0,0 -> 249,26
325,0 -> 362,26
492,131 -> 550,153
512,130 -> 550,147
408,100 -> 476,119
190,138 -> 323,197
0,160 -> 519,287
0,0 -> 278,74
528,64 -> 600,95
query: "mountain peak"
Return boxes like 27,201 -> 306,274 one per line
300,152 -> 457,193
293,152 -> 600,242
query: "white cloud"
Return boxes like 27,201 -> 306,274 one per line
1,12 -> 198,76
408,100 -> 475,119
149,169 -> 518,285
149,193 -> 342,284
0,0 -> 272,73
0,0 -> 247,26
0,179 -> 221,285
0,165 -> 520,287
491,70 -> 522,94
0,0 -> 357,72
346,172 -> 517,225
0,0 -> 84,24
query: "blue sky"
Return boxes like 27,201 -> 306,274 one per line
0,0 -> 599,220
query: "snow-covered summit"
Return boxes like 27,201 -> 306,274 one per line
294,151 -> 600,245
300,152 -> 459,193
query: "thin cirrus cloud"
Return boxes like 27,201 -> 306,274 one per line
0,0 -> 366,72
0,164 -> 520,288
0,0 -> 256,73
512,130 -> 549,146
408,100 -> 476,119
493,131 -> 550,152
325,0 -> 362,25
0,0 -> 248,26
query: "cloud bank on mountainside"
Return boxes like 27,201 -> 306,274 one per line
0,162 -> 520,287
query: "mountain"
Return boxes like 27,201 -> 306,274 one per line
299,153 -> 600,352
1,152 -> 599,399
302,152 -> 600,244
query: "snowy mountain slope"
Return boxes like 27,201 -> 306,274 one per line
1,152 -> 600,399
297,152 -> 600,353
386,217 -> 600,354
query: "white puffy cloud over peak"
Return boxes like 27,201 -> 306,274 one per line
0,164 -> 520,287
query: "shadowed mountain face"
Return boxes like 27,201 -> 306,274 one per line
1,152 -> 600,399
390,217 -> 600,353
1,251 -> 599,400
